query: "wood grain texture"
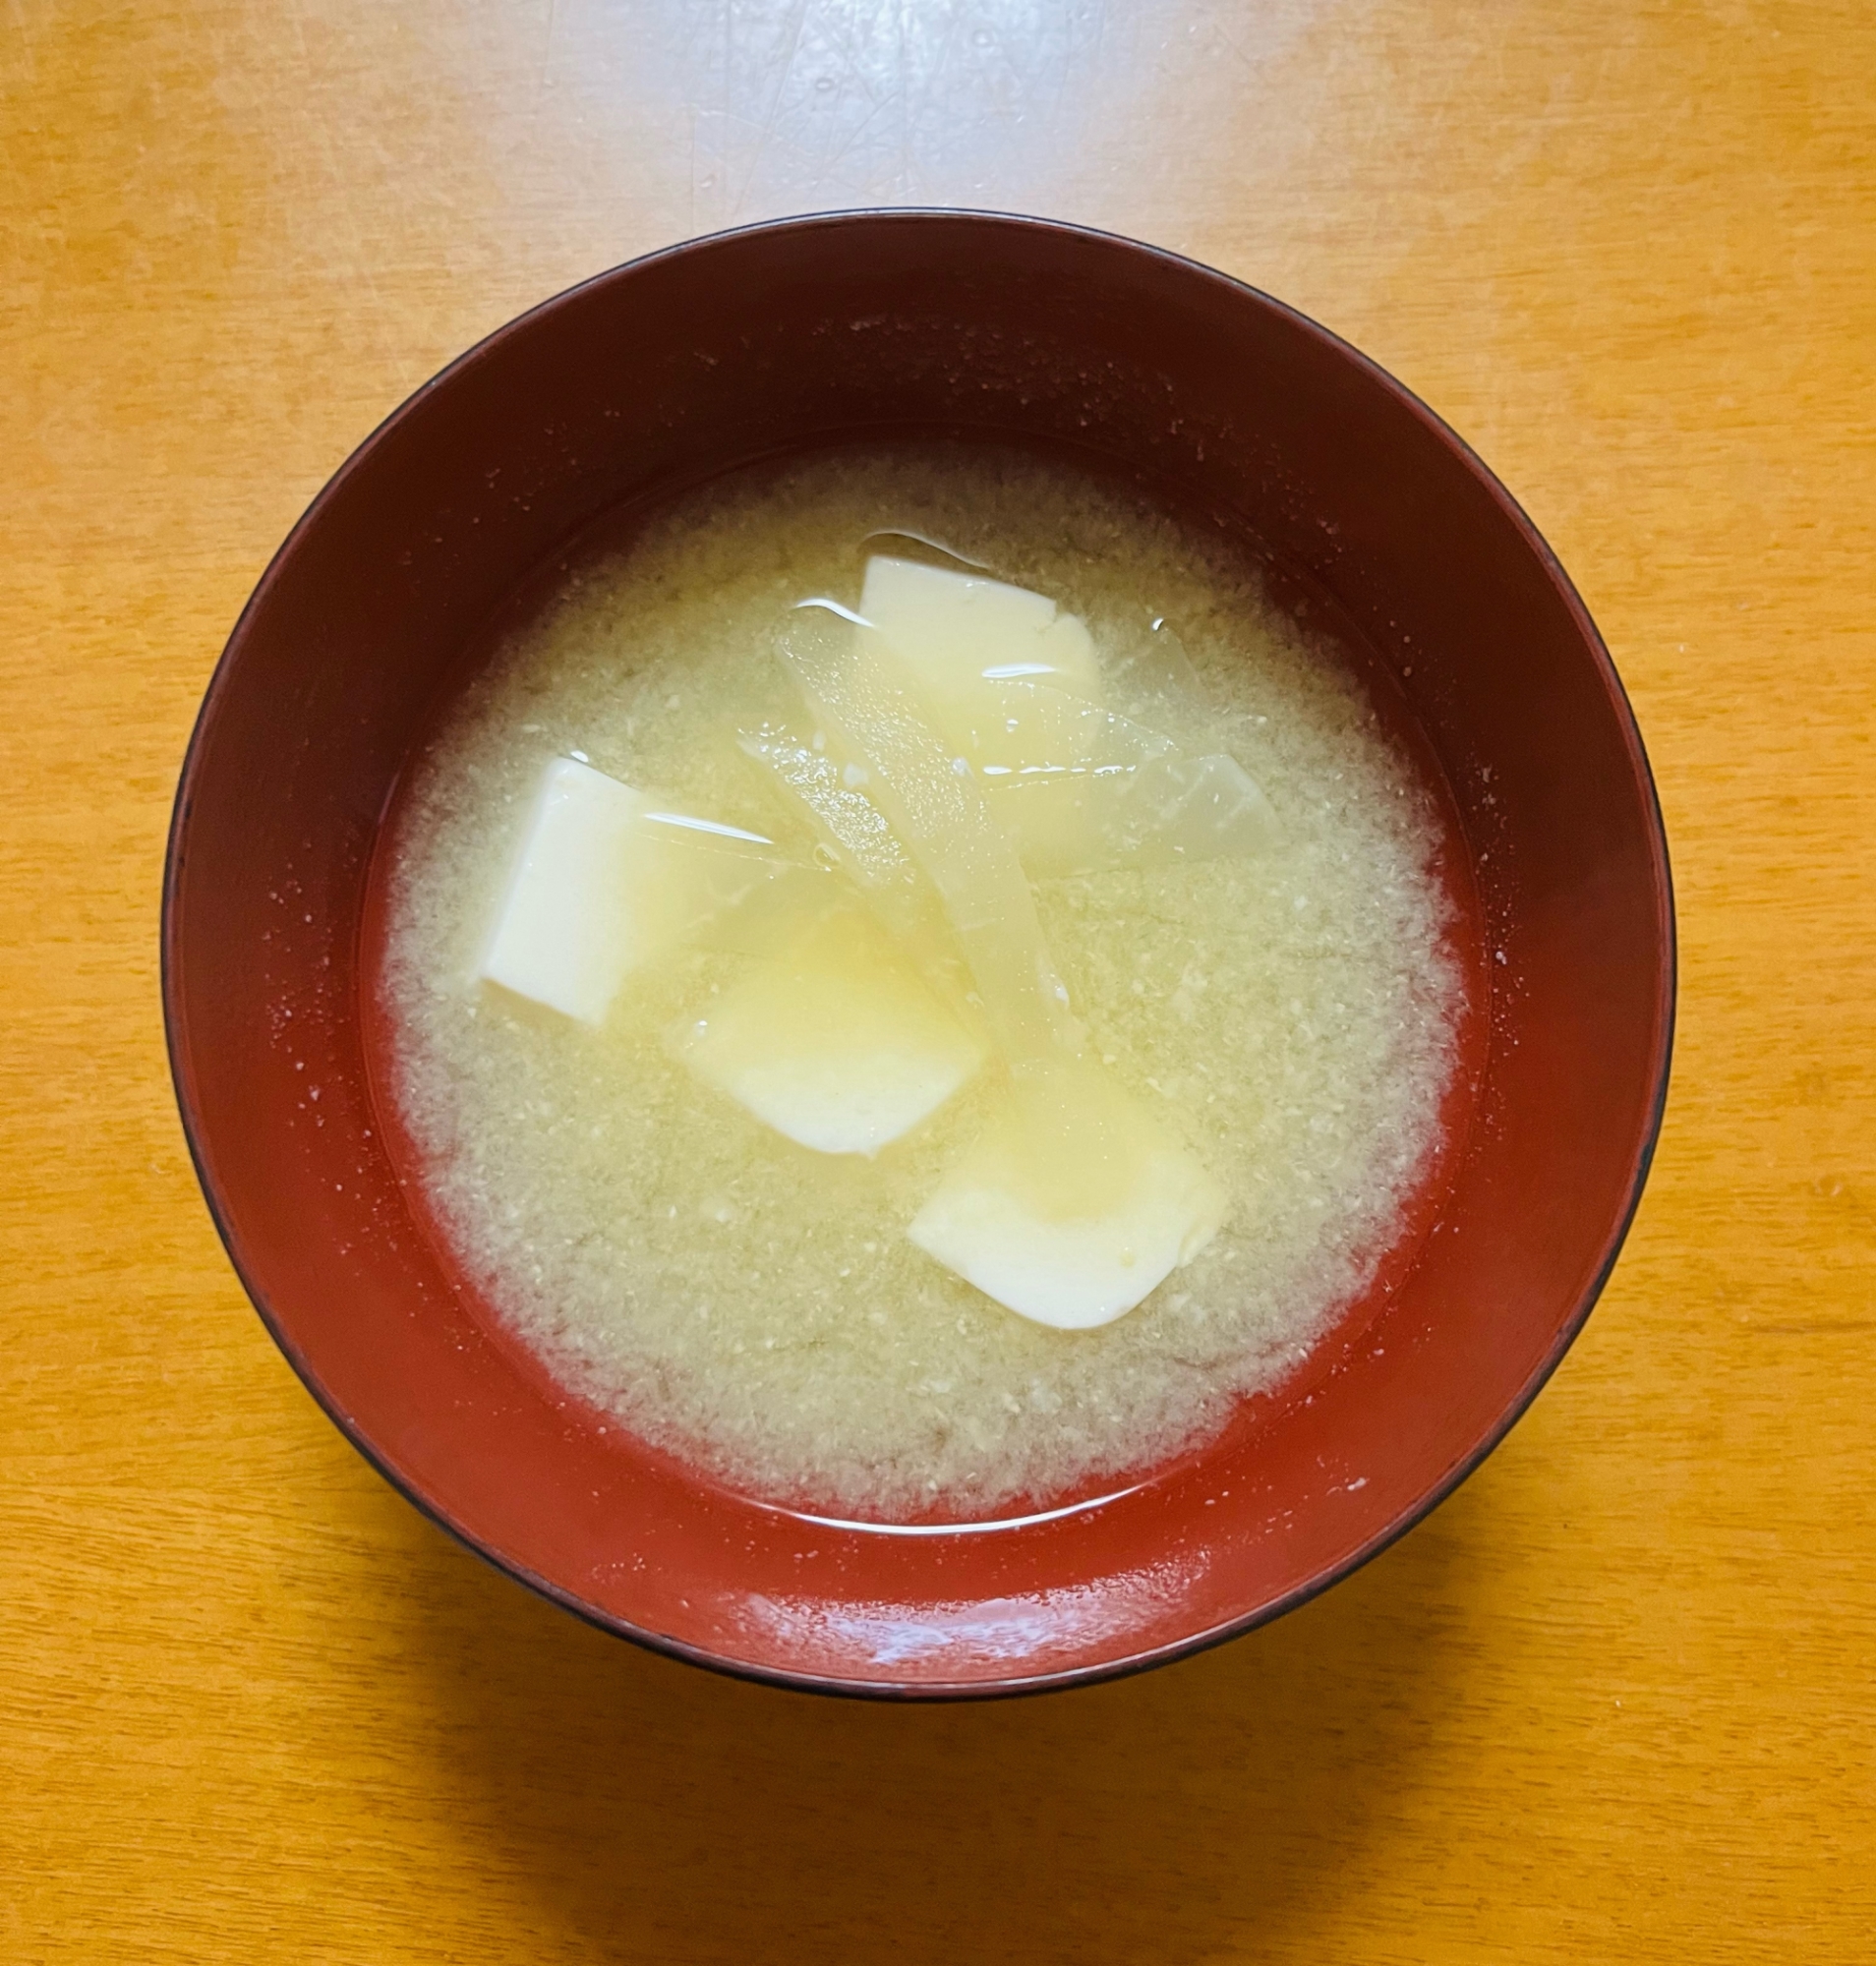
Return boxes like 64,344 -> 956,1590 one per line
4,2 -> 1871,1959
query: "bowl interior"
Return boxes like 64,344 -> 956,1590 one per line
165,213 -> 1671,1696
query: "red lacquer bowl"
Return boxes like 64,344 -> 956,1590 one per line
163,212 -> 1672,1698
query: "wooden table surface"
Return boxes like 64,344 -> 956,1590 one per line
6,3 -> 1872,1959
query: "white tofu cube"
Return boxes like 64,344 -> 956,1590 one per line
479,758 -> 654,1025
673,910 -> 983,1156
480,757 -> 807,1025
859,555 -> 1110,775
909,1058 -> 1225,1328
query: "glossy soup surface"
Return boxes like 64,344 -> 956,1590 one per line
376,443 -> 1464,1521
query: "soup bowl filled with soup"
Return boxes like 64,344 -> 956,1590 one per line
164,212 -> 1672,1698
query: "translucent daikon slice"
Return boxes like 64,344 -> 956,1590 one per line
672,910 -> 984,1157
952,676 -> 1177,778
908,1055 -> 1226,1328
1104,615 -> 1210,737
775,603 -> 1078,1065
736,722 -> 978,1030
984,751 -> 1277,878
682,854 -> 845,958
736,721 -> 918,897
478,756 -> 818,1024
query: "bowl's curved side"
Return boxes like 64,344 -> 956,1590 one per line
164,210 -> 1673,1697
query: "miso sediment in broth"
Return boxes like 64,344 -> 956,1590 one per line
379,446 -> 1463,1520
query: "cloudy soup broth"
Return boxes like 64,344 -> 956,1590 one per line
376,444 -> 1466,1522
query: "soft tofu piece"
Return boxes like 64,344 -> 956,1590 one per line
859,560 -> 1260,875
673,910 -> 984,1156
985,750 -> 1276,878
860,553 -> 1101,700
775,604 -> 1080,1065
480,758 -> 653,1023
859,556 -> 1114,777
908,1056 -> 1226,1328
859,527 -> 993,572
479,756 -> 810,1024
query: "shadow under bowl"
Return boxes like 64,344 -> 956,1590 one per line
163,211 -> 1673,1699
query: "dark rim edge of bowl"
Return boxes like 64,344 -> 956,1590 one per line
160,206 -> 1677,1702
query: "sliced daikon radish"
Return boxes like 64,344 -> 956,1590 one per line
736,721 -> 920,901
908,1056 -> 1225,1328
479,757 -> 812,1024
950,676 -> 1176,778
736,717 -> 970,1011
985,750 -> 1276,878
673,910 -> 984,1156
682,852 -> 844,958
1104,616 -> 1210,738
746,692 -> 1169,894
775,603 -> 1079,1065
1122,751 -> 1275,863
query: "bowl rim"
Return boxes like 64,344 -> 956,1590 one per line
162,206 -> 1676,1701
